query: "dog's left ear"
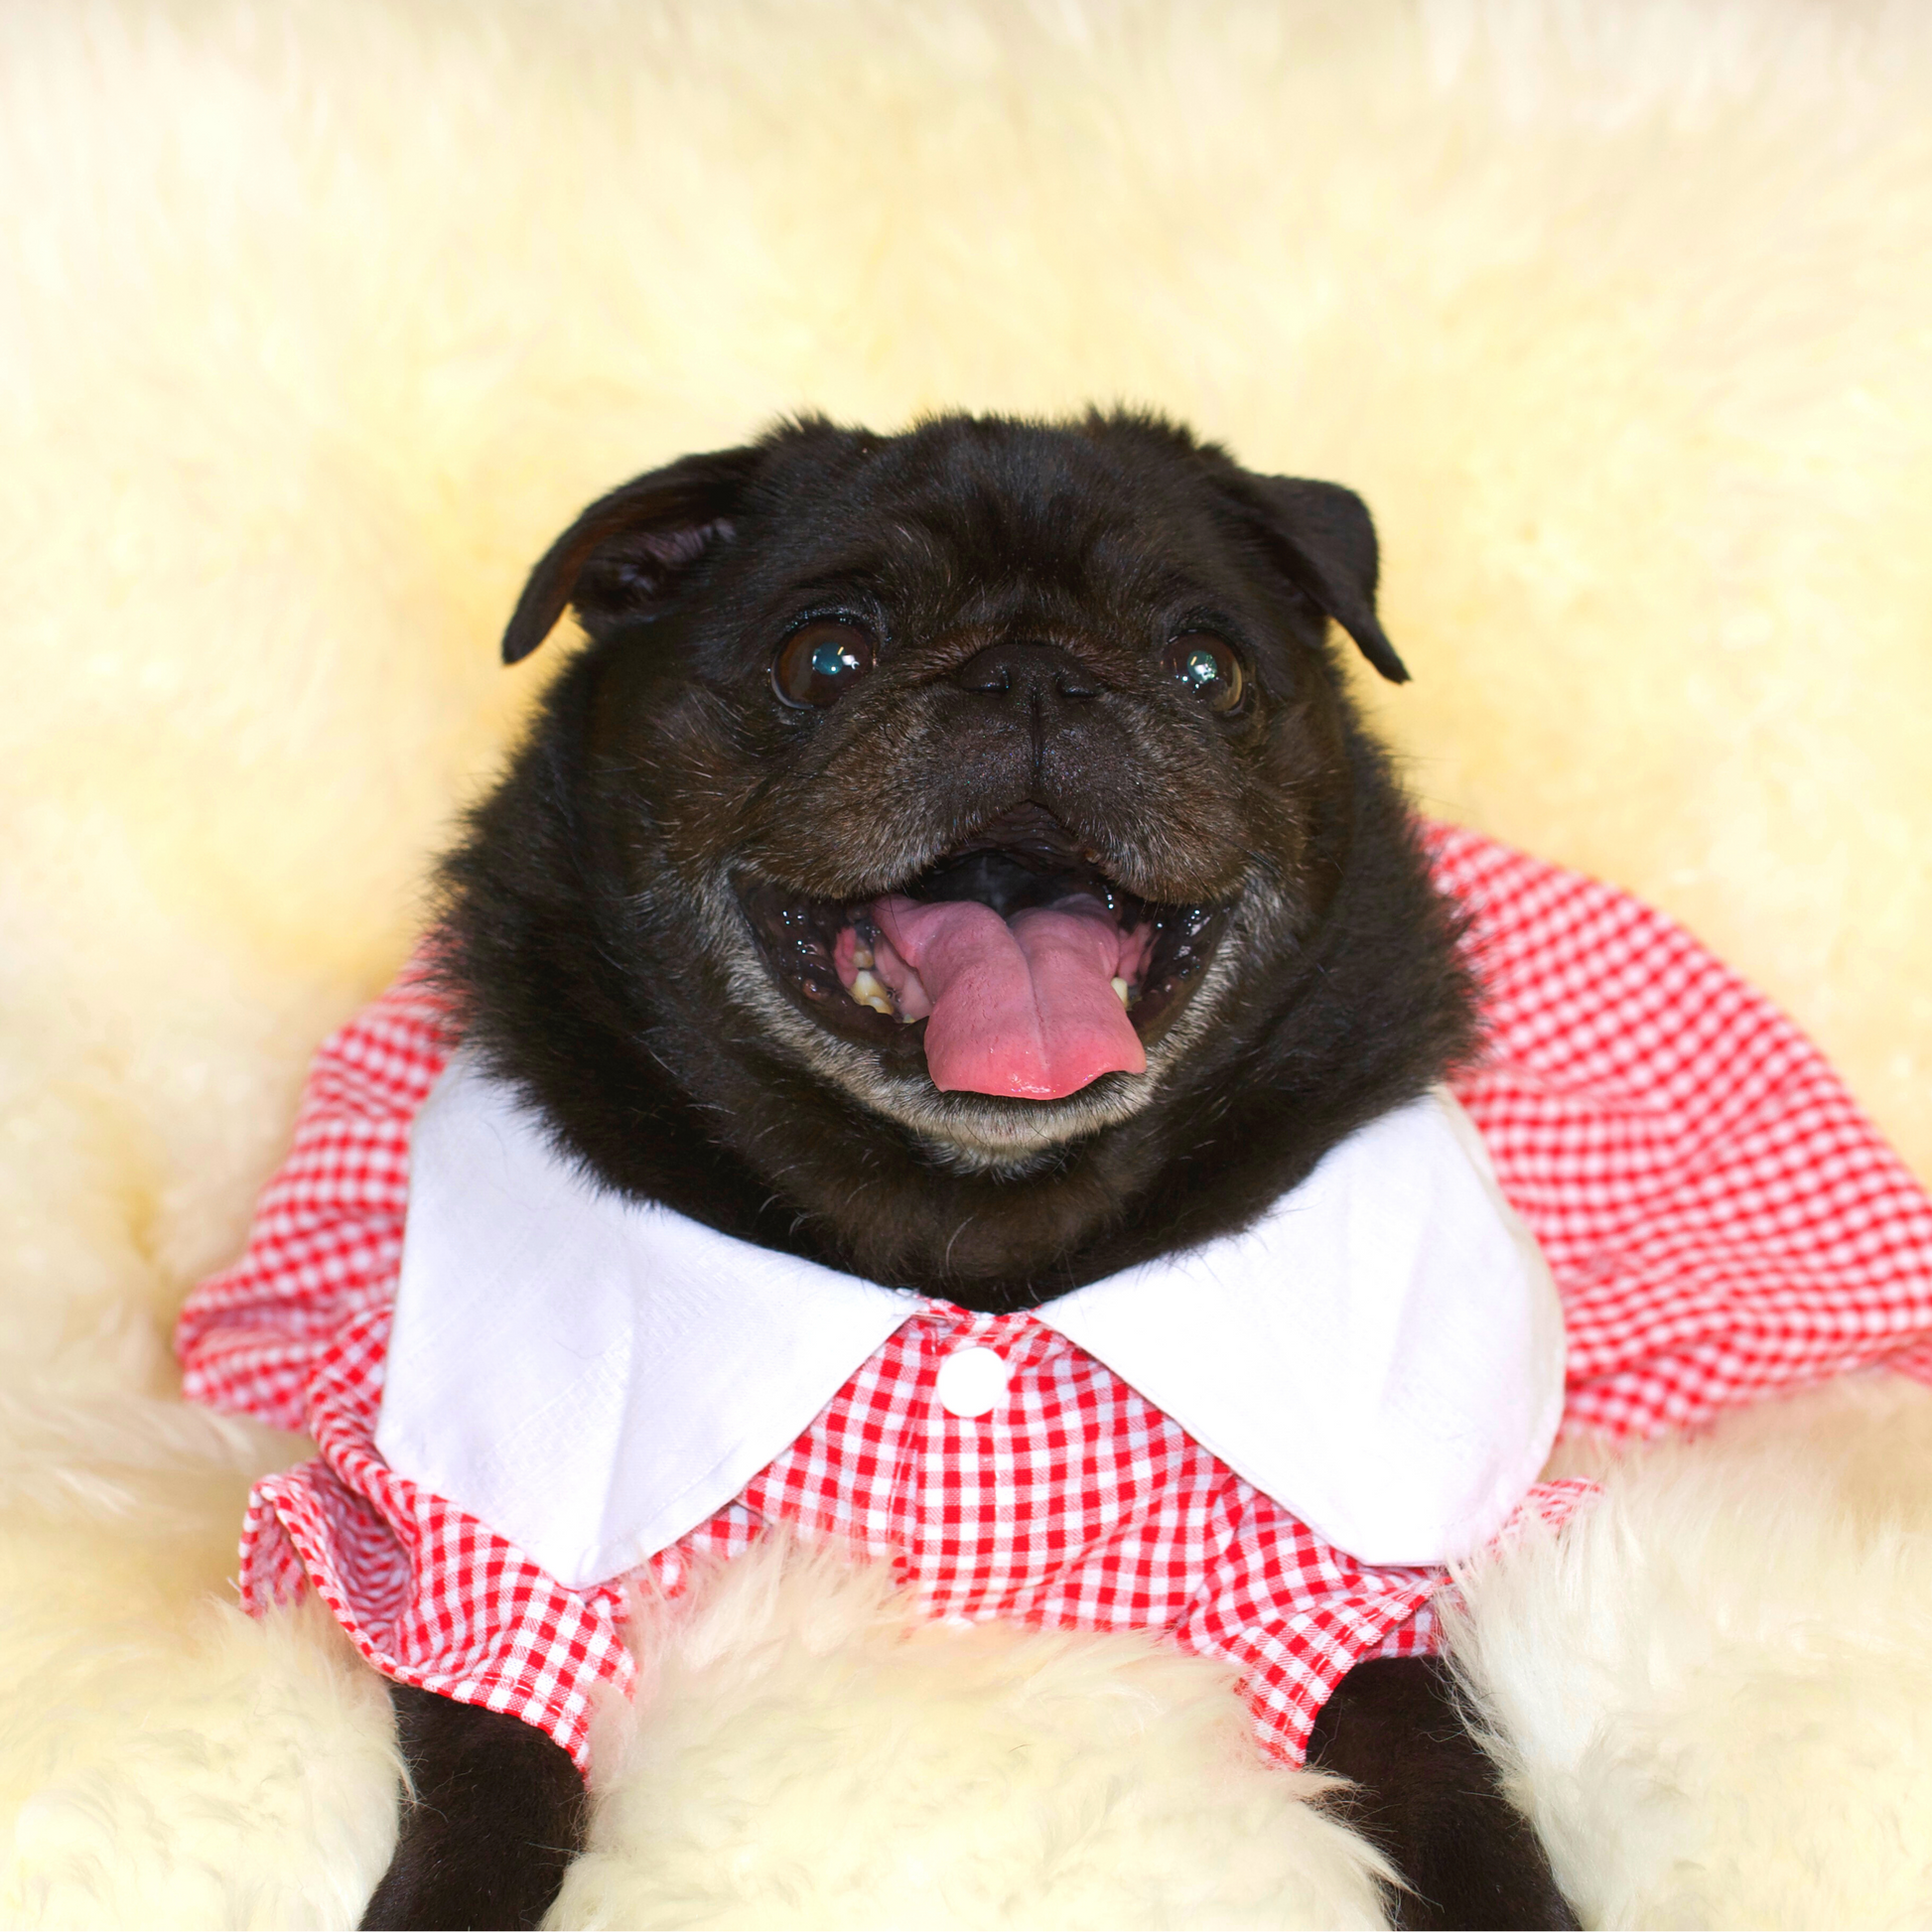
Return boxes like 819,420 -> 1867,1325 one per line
1216,474 -> 1410,684
501,445 -> 764,664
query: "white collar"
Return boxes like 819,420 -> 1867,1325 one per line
376,1055 -> 1564,1589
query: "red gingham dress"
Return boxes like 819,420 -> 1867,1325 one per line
176,825 -> 1932,1778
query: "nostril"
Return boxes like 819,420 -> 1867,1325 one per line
953,641 -> 1101,701
955,650 -> 1013,695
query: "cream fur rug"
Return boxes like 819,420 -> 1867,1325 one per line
4,2 -> 1932,1924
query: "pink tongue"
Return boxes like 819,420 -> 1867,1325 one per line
874,894 -> 1147,1100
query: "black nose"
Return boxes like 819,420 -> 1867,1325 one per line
952,640 -> 1102,705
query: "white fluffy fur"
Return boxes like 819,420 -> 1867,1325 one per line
562,1540 -> 1392,1929
0,1398 -> 399,1925
4,1 -> 1931,1923
1455,1378 -> 1932,1928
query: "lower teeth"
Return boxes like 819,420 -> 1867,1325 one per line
849,968 -> 897,1017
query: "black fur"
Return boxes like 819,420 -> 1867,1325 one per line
365,411 -> 1574,1926
1309,1658 -> 1579,1930
360,1688 -> 585,1930
439,412 -> 1472,1299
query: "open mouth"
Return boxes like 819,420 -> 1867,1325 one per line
737,804 -> 1230,1101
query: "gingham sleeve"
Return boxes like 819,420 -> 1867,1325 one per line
1426,823 -> 1932,1436
177,960 -> 640,1776
237,1298 -> 637,1778
174,961 -> 454,1432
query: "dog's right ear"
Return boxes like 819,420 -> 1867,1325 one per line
501,446 -> 764,664
1208,471 -> 1410,685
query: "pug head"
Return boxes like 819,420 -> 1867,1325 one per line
442,413 -> 1471,1300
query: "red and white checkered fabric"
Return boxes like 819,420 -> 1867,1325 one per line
1427,824 -> 1932,1419
177,824 -> 1932,1777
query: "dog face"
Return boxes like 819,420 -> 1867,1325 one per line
446,413 -> 1469,1299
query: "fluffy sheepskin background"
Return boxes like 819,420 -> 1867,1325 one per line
3,1 -> 1931,1924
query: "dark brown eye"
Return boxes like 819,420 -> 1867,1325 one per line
1165,633 -> 1246,713
773,621 -> 877,708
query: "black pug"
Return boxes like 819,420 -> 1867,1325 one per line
361,411 -> 1577,1930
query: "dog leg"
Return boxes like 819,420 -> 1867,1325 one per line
1308,1657 -> 1579,1931
359,1683 -> 587,1931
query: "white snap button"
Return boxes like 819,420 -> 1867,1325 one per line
934,1344 -> 1010,1419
